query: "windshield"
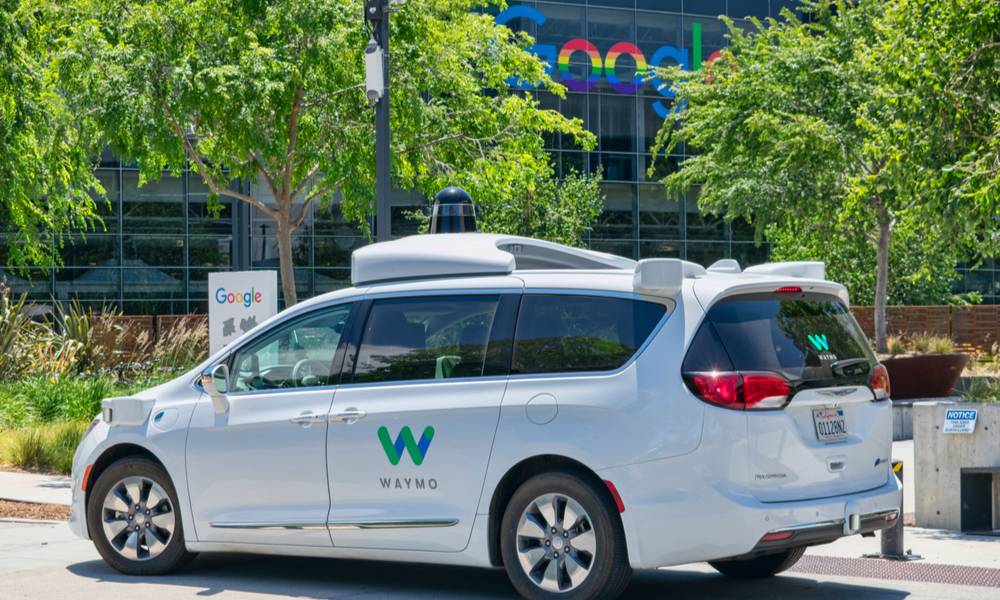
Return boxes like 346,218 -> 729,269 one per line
701,292 -> 875,384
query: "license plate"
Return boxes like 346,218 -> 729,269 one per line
813,408 -> 848,442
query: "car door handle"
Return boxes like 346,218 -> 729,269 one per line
289,412 -> 327,426
329,408 -> 367,424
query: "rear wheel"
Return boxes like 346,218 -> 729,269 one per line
87,457 -> 195,575
709,547 -> 806,579
500,471 -> 631,600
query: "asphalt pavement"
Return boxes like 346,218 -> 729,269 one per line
2,520 -> 998,599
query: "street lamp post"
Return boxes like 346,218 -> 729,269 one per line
364,0 -> 398,242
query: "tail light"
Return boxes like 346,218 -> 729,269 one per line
684,371 -> 791,410
871,364 -> 890,400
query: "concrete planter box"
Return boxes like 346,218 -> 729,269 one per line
913,402 -> 1000,531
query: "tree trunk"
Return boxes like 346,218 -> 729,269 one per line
874,198 -> 892,353
276,213 -> 298,307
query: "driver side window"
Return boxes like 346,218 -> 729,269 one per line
230,303 -> 352,392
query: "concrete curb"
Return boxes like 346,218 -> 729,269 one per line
0,517 -> 66,525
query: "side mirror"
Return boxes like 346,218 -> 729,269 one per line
201,364 -> 231,415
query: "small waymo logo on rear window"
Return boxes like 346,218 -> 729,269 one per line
378,426 -> 435,465
808,334 -> 830,352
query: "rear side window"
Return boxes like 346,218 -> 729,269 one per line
512,295 -> 666,375
353,296 -> 501,384
685,292 -> 875,383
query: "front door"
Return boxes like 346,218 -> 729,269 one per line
186,302 -> 354,546
327,293 -> 518,551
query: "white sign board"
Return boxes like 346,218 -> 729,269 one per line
208,271 -> 278,354
943,409 -> 978,434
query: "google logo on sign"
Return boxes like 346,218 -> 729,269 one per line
215,287 -> 264,308
497,6 -> 723,118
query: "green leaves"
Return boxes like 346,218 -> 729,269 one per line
652,0 -> 998,310
56,0 -> 593,227
1,0 -> 103,272
52,0 -> 596,303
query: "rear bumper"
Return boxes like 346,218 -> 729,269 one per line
599,457 -> 902,570
720,508 -> 899,561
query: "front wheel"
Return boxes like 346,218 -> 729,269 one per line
86,457 -> 195,575
708,547 -> 806,579
500,471 -> 632,600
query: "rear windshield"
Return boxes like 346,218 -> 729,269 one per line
684,292 -> 875,384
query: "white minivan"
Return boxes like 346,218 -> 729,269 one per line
70,234 -> 900,600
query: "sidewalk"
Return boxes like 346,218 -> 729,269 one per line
0,471 -> 72,506
809,527 -> 1000,569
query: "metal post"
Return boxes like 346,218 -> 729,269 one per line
374,0 -> 392,242
881,461 -> 906,557
864,460 -> 921,561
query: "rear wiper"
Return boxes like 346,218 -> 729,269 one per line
830,358 -> 870,377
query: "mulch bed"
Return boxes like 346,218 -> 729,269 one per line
0,499 -> 69,521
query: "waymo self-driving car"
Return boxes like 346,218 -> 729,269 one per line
71,234 -> 900,599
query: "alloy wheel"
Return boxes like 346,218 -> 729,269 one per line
100,476 -> 175,561
515,492 -> 597,593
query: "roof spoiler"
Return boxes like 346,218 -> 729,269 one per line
744,261 -> 825,280
633,258 -> 705,296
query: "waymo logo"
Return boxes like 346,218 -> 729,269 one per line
378,426 -> 435,466
808,334 -> 831,352
496,6 -> 723,118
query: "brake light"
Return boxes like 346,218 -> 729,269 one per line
688,372 -> 741,408
871,364 -> 891,400
775,286 -> 802,294
685,371 -> 791,410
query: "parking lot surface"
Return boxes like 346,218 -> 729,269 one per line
3,521 -> 998,599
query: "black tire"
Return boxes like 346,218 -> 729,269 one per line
500,470 -> 632,600
708,547 -> 806,579
86,456 -> 196,575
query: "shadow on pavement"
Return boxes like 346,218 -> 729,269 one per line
67,554 -> 912,599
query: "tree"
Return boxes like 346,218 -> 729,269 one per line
408,170 -> 605,247
766,217 -> 963,306
472,169 -> 605,247
1,0 -> 101,272
54,0 -> 594,305
652,0 -> 999,351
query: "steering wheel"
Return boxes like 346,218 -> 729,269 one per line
291,358 -> 327,387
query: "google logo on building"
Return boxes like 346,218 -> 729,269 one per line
497,6 -> 722,118
215,287 -> 264,308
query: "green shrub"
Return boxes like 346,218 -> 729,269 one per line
3,422 -> 89,474
151,318 -> 207,374
961,378 -> 1000,404
887,336 -> 906,355
0,374 -> 176,428
903,333 -> 956,355
0,284 -> 43,379
9,428 -> 49,471
927,336 -> 955,355
46,421 -> 87,474
0,388 -> 31,429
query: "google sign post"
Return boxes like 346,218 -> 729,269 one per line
208,271 -> 278,353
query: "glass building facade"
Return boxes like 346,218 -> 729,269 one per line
3,0 -> 997,313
